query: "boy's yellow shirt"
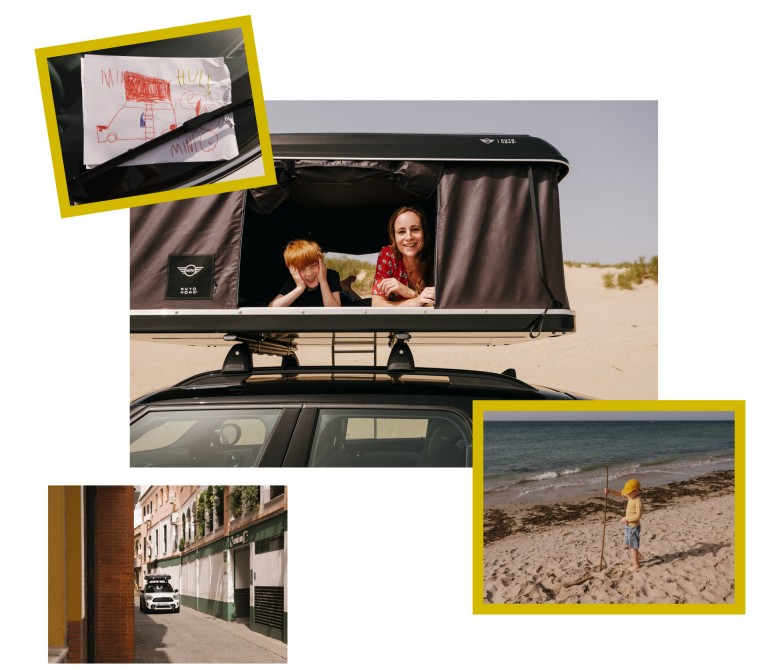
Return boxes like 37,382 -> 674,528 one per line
625,496 -> 643,527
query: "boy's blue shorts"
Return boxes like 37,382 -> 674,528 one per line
624,524 -> 641,549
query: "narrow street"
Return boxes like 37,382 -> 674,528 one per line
134,597 -> 287,663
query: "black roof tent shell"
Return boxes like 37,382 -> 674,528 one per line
130,132 -> 573,337
269,133 -> 570,174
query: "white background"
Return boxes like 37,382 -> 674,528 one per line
8,1 -> 765,666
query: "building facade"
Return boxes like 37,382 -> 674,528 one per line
136,485 -> 288,643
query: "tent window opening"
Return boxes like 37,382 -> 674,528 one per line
238,172 -> 438,307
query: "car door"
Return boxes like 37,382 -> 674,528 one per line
283,405 -> 472,467
130,405 -> 300,467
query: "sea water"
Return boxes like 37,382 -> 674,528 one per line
483,420 -> 734,506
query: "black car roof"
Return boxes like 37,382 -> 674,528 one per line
183,366 -> 533,389
132,366 -> 578,405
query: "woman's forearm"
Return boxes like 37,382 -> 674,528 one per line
372,295 -> 426,308
372,294 -> 394,307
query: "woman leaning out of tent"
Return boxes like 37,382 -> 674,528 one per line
371,206 -> 435,307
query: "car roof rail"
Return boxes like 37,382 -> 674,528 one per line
159,363 -> 541,393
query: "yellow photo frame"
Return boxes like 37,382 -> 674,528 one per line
36,16 -> 275,218
473,399 -> 745,614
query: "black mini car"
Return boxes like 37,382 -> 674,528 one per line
130,341 -> 587,468
129,132 -> 584,467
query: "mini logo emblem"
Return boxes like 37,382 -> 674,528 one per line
479,137 -> 516,145
178,264 -> 204,277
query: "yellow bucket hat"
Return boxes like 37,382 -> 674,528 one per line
621,479 -> 640,495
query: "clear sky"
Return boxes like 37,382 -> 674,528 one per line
266,101 -> 657,265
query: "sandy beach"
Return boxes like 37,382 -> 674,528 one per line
131,264 -> 657,400
484,470 -> 734,605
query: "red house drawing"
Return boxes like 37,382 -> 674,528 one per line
97,72 -> 178,144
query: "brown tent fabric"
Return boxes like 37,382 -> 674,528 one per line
292,159 -> 396,183
248,160 -> 441,215
393,161 -> 442,197
130,191 -> 247,309
290,160 -> 441,196
247,162 -> 292,215
435,164 -> 569,309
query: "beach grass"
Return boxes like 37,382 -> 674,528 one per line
324,257 -> 376,297
568,256 -> 659,290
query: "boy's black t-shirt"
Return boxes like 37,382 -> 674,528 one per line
278,269 -> 341,306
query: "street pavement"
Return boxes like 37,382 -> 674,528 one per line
134,597 -> 287,663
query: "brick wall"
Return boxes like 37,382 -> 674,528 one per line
92,486 -> 135,663
66,617 -> 86,664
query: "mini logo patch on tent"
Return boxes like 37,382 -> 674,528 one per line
165,254 -> 215,299
177,264 -> 204,277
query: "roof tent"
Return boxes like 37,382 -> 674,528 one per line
130,133 -> 574,341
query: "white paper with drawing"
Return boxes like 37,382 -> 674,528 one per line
82,54 -> 238,167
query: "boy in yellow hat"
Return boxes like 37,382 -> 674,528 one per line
604,479 -> 643,571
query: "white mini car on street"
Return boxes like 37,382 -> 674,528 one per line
140,574 -> 180,613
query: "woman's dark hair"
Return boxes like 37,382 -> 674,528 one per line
387,205 -> 432,293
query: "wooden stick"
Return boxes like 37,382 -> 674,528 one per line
599,464 -> 608,570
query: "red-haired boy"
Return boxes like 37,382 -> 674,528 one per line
269,240 -> 341,307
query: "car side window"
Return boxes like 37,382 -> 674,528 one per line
130,409 -> 282,467
346,417 -> 429,439
308,409 -> 470,467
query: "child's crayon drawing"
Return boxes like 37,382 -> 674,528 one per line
82,54 -> 237,167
